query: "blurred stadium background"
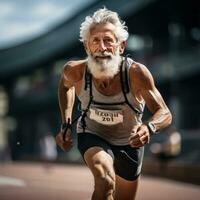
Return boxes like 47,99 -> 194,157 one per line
0,0 -> 199,186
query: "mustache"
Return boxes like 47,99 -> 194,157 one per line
92,52 -> 113,59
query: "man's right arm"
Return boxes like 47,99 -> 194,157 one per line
58,75 -> 68,124
56,63 -> 77,151
58,65 -> 75,125
58,60 -> 85,125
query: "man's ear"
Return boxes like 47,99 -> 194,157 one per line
119,41 -> 126,54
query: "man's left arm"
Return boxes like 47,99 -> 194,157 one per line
129,64 -> 172,148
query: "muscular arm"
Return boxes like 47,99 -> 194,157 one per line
58,60 -> 85,124
56,63 -> 77,151
58,63 -> 77,125
142,86 -> 172,131
132,63 -> 172,131
58,75 -> 67,124
58,75 -> 75,124
129,63 -> 172,147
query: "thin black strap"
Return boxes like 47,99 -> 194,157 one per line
121,57 -> 130,94
120,56 -> 142,115
84,66 -> 90,90
71,114 -> 81,125
81,71 -> 93,132
62,118 -> 72,141
92,100 -> 125,106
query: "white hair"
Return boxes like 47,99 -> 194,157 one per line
80,8 -> 129,42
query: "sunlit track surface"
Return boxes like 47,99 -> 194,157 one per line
0,162 -> 199,200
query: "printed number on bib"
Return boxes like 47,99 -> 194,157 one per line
89,108 -> 123,125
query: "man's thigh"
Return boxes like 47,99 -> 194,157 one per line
77,132 -> 114,160
77,132 -> 115,180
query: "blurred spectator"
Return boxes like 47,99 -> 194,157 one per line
150,125 -> 181,160
39,134 -> 57,161
37,118 -> 57,161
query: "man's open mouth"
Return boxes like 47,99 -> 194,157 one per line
95,55 -> 111,60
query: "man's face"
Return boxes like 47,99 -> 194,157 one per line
85,22 -> 125,78
87,23 -> 120,59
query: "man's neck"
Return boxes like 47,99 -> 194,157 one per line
93,73 -> 120,89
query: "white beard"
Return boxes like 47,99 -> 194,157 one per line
87,50 -> 122,79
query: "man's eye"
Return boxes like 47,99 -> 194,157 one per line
105,39 -> 112,42
92,39 -> 99,44
104,38 -> 114,44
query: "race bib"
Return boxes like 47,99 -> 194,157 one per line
89,108 -> 123,125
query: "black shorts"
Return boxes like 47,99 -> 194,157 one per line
77,132 -> 144,181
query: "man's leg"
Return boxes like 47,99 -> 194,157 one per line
115,175 -> 140,200
84,146 -> 116,200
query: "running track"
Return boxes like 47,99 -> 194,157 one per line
0,162 -> 199,200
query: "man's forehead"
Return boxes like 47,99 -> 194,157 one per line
90,22 -> 116,37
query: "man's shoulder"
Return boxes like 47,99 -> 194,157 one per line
62,59 -> 87,83
129,61 -> 154,87
129,61 -> 149,77
63,59 -> 87,72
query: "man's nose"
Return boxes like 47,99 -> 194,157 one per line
99,40 -> 107,51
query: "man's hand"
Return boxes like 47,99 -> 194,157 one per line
129,124 -> 150,148
55,128 -> 73,152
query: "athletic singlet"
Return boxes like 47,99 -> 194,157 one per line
76,57 -> 145,145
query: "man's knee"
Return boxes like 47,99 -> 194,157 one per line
83,147 -> 115,197
93,163 -> 115,194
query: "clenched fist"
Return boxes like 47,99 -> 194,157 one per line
55,128 -> 73,152
129,124 -> 150,148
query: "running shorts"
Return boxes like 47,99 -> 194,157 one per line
77,132 -> 144,181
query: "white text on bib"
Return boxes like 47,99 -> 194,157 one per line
89,108 -> 123,125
